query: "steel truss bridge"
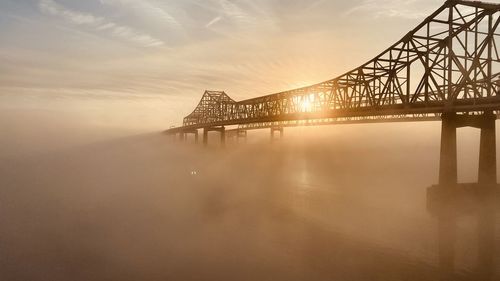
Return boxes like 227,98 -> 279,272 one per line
166,0 -> 500,141
165,1 -> 500,277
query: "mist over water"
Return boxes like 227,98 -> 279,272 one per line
1,111 -> 499,281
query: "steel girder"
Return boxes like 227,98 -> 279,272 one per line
170,0 -> 500,133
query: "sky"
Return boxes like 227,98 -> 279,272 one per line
0,0 -> 448,131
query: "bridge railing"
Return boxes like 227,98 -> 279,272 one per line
175,0 -> 500,130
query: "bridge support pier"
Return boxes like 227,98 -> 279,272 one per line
477,111 -> 497,280
203,126 -> 226,147
221,128 -> 226,147
203,129 -> 208,146
437,112 -> 458,275
270,127 -> 283,143
181,130 -> 199,144
237,130 -> 247,144
427,111 -> 498,279
178,132 -> 186,142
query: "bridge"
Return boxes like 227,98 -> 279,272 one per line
166,0 -> 500,278
166,0 -> 500,141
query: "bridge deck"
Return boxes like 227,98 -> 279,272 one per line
166,0 -> 500,135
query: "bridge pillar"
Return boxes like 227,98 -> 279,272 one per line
477,111 -> 496,279
203,129 -> 208,146
202,126 -> 225,148
478,111 -> 496,185
427,111 -> 499,279
221,127 -> 226,147
181,130 -> 199,144
270,127 -> 284,143
437,112 -> 458,275
237,130 -> 247,144
178,132 -> 185,142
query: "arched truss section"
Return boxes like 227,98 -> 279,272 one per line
178,0 -> 500,129
183,91 -> 235,126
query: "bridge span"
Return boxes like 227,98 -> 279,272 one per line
166,1 -> 500,277
166,0 -> 500,143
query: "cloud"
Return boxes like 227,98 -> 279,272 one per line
38,0 -> 164,47
205,16 -> 222,28
219,0 -> 252,24
344,0 -> 431,20
99,0 -> 181,29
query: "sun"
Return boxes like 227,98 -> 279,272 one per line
300,97 -> 314,112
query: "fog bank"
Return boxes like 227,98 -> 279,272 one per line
1,110 -> 499,281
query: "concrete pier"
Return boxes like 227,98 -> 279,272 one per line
181,130 -> 199,144
203,126 -> 226,147
437,112 -> 458,275
477,111 -> 496,280
237,130 -> 247,144
270,127 -> 284,143
427,111 -> 498,279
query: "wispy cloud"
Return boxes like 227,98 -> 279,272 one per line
99,0 -> 182,29
38,0 -> 164,47
344,0 -> 431,20
219,0 -> 253,25
205,16 -> 222,28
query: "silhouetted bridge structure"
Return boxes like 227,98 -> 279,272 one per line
166,1 -> 500,278
167,0 -> 500,142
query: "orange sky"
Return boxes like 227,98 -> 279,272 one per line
0,0 -> 451,131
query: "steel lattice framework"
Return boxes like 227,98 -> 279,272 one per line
183,91 -> 235,125
167,0 -> 500,134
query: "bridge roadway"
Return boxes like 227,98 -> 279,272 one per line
167,0 -> 500,133
164,1 -> 500,278
166,0 -> 500,141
